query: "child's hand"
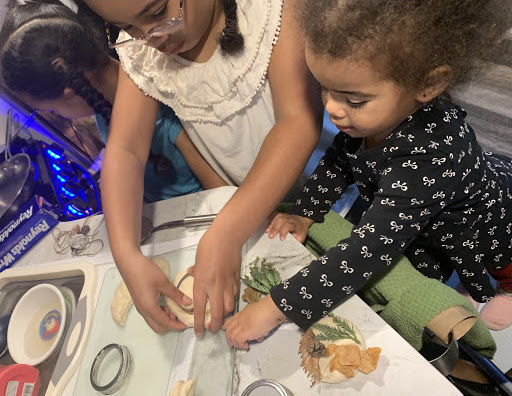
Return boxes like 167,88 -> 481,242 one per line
192,229 -> 241,337
266,212 -> 314,243
120,254 -> 192,332
223,294 -> 287,350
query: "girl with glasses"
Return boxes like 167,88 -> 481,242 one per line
81,0 -> 323,336
0,1 -> 226,205
224,0 -> 512,349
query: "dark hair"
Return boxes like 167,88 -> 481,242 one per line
0,0 -> 113,123
297,0 -> 512,92
219,0 -> 244,54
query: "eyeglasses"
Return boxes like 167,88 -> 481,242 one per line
108,0 -> 184,49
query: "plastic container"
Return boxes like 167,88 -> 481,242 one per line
7,284 -> 69,366
0,364 -> 40,396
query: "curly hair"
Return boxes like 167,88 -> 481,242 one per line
297,0 -> 512,91
0,0 -> 113,123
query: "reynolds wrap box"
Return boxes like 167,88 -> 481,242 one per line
0,196 -> 59,272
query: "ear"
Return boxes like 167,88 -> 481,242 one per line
415,65 -> 453,103
62,87 -> 76,99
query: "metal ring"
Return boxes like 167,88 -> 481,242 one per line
90,344 -> 132,394
241,379 -> 294,396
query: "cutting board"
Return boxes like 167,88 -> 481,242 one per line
73,246 -> 235,396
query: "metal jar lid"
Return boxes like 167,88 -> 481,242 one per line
241,379 -> 294,396
90,344 -> 132,394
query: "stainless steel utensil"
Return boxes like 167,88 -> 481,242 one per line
0,153 -> 35,225
420,328 -> 458,376
140,214 -> 217,243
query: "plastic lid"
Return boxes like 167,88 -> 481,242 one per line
0,364 -> 40,396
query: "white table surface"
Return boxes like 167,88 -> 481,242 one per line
13,186 -> 461,395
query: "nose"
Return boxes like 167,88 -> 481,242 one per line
145,34 -> 170,50
323,93 -> 347,121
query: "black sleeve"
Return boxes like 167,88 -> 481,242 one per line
290,134 -> 355,222
270,149 -> 460,329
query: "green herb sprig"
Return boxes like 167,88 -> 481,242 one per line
242,257 -> 282,294
312,313 -> 361,345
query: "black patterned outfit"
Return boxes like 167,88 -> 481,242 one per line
270,99 -> 512,329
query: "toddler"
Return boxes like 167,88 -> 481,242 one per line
224,0 -> 512,349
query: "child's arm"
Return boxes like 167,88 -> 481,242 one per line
192,0 -> 324,336
174,129 -> 227,189
225,150 -> 468,347
267,132 -> 355,242
101,67 -> 191,332
223,294 -> 286,350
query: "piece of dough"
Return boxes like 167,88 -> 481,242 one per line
165,270 -> 211,328
110,257 -> 170,326
169,378 -> 196,396
312,316 -> 365,383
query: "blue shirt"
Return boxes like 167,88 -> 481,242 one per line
94,105 -> 203,202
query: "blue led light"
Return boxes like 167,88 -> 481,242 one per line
61,187 -> 76,198
67,204 -> 85,216
31,161 -> 39,182
46,149 -> 62,160
56,175 -> 67,183
52,164 -> 62,172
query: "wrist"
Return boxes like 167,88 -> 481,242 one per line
205,221 -> 246,247
113,247 -> 143,269
303,217 -> 314,227
262,294 -> 287,324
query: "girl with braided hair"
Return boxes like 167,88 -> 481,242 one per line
0,0 -> 226,204
82,0 -> 323,336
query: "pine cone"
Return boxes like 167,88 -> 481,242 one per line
307,341 -> 326,358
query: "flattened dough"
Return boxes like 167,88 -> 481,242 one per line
169,378 -> 196,396
312,316 -> 365,383
165,270 -> 211,328
110,257 -> 170,326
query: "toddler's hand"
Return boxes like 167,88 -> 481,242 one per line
223,294 -> 287,350
120,254 -> 191,333
266,212 -> 313,243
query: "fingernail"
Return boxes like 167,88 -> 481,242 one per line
195,331 -> 203,339
182,295 -> 192,304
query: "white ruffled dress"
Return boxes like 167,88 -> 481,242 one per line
117,0 -> 284,185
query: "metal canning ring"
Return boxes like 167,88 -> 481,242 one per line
90,343 -> 132,394
241,379 -> 294,396
176,272 -> 191,289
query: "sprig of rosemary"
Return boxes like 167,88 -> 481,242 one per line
312,313 -> 361,345
242,257 -> 282,294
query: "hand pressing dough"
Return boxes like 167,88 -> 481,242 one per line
313,317 -> 365,384
165,270 -> 211,328
169,378 -> 195,396
110,257 -> 170,326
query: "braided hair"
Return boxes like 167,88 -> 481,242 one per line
0,1 -> 113,123
219,0 -> 244,54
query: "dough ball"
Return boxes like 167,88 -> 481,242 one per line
110,280 -> 132,326
312,316 -> 365,383
165,270 -> 211,328
169,378 -> 196,396
110,257 -> 170,326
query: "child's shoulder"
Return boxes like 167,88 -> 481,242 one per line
375,98 -> 486,173
392,99 -> 476,154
